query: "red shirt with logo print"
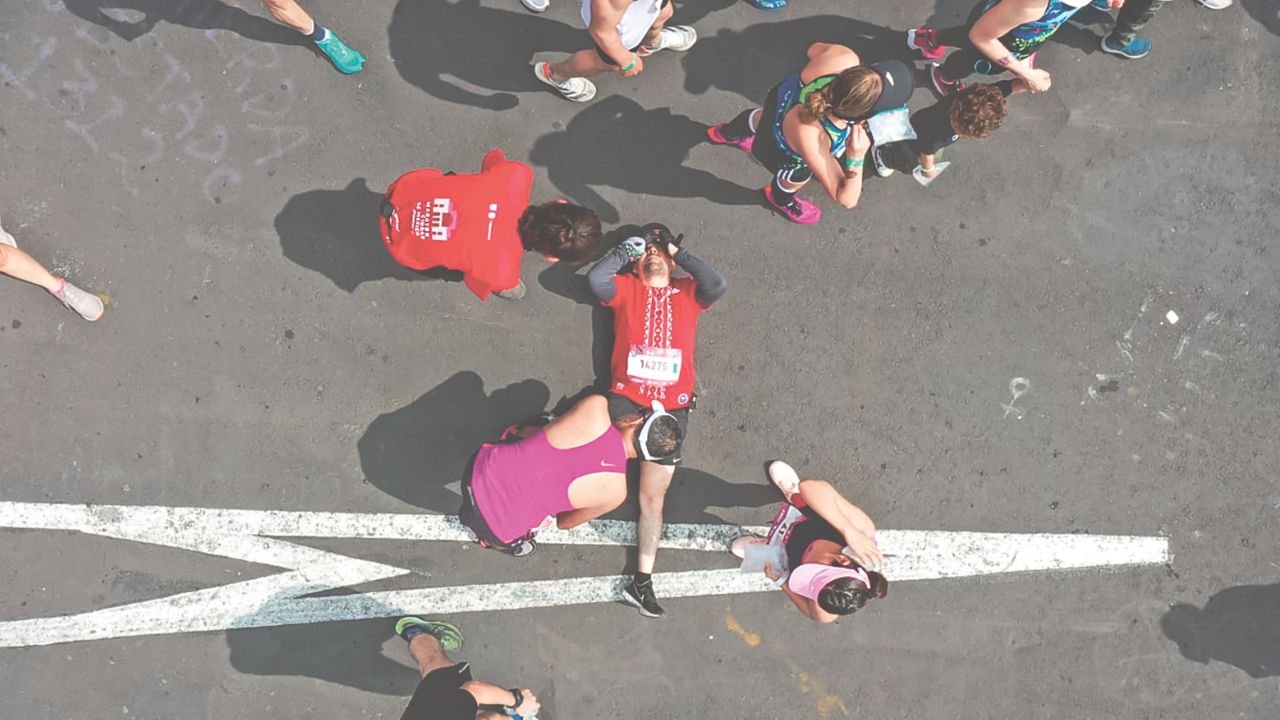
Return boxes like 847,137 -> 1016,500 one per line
380,149 -> 532,300
605,274 -> 705,409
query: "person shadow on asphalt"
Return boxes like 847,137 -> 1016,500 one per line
388,0 -> 586,111
681,14 -> 911,104
1161,582 -> 1280,679
63,0 -> 304,46
275,179 -> 466,293
528,95 -> 759,224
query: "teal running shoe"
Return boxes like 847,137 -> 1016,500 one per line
316,31 -> 366,74
395,617 -> 463,652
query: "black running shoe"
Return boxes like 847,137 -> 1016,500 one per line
621,577 -> 666,618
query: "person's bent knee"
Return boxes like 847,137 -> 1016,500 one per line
838,197 -> 860,210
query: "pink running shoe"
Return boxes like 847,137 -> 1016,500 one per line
907,28 -> 946,60
764,185 -> 821,225
706,123 -> 755,154
929,64 -> 966,98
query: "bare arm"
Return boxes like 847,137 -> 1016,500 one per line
968,0 -> 1054,91
589,0 -> 635,69
791,121 -> 865,209
797,479 -> 883,568
463,682 -> 540,718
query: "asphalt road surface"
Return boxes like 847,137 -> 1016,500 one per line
2,0 -> 1278,718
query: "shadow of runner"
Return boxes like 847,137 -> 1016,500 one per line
227,612 -> 418,696
529,96 -> 758,224
1161,582 -> 1280,678
1242,0 -> 1280,35
276,179 -> 463,293
388,0 -> 584,111
359,372 -> 553,513
683,15 -> 910,103
63,0 -> 304,46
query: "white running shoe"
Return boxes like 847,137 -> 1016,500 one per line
1196,0 -> 1231,8
731,536 -> 765,559
534,62 -> 597,102
639,25 -> 697,55
520,0 -> 549,11
871,146 -> 895,178
767,460 -> 802,499
53,280 -> 105,322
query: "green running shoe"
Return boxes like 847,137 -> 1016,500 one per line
395,617 -> 463,652
316,31 -> 365,74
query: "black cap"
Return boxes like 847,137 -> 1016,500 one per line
864,59 -> 915,117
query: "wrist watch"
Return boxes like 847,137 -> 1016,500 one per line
504,688 -> 524,716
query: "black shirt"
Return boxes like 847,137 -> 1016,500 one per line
909,80 -> 1014,156
784,504 -> 844,569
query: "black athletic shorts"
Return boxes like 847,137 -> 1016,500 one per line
401,662 -> 477,720
605,391 -> 690,466
592,0 -> 672,66
458,451 -> 524,551
750,82 -> 814,184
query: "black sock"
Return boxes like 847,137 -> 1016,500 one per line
770,177 -> 797,206
308,24 -> 328,42
720,109 -> 757,140
634,572 -> 652,586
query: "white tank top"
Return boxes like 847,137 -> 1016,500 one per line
581,0 -> 662,52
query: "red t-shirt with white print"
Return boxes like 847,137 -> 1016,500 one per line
380,149 -> 532,300
605,273 -> 704,409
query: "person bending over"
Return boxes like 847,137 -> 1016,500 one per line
707,44 -> 912,224
907,0 -> 1122,97
871,80 -> 1027,179
458,393 -> 682,557
733,461 -> 888,624
381,149 -> 603,300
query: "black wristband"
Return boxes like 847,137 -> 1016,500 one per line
504,688 -> 524,716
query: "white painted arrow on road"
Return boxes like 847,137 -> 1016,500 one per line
0,501 -> 1169,648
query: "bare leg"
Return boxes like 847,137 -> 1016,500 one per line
0,245 -> 62,293
636,461 -> 676,574
641,2 -> 676,47
407,634 -> 455,679
260,0 -> 315,34
547,49 -> 615,82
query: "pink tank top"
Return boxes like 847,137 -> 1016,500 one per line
470,425 -> 627,543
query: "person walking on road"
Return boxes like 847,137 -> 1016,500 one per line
534,0 -> 698,102
733,461 -> 888,624
706,44 -> 913,224
587,224 -> 727,617
907,0 -> 1122,97
458,394 -> 682,557
1,215 -> 103,322
395,617 -> 542,719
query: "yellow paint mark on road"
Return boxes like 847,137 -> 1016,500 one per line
724,613 -> 760,647
787,660 -> 850,718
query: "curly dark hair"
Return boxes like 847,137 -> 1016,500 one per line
949,84 -> 1009,140
517,202 -> 604,263
816,571 -> 890,616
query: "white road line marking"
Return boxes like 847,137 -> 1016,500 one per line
0,501 -> 1169,648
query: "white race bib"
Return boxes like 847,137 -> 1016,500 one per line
626,346 -> 682,385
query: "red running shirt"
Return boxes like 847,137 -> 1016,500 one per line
380,149 -> 533,300
605,274 -> 705,409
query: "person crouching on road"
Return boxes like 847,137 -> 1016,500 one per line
733,461 -> 888,624
458,393 -> 683,557
381,149 -> 603,301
